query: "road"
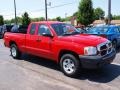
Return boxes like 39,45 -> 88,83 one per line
0,39 -> 120,90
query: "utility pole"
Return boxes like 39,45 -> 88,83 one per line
14,0 -> 17,24
108,0 -> 111,24
45,0 -> 48,21
65,13 -> 67,18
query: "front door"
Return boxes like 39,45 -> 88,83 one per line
36,24 -> 54,59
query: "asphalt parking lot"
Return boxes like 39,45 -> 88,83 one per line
0,39 -> 120,90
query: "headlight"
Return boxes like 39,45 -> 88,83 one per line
84,46 -> 97,56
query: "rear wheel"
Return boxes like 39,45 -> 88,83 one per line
60,54 -> 81,77
10,44 -> 21,59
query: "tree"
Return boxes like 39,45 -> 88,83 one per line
0,15 -> 4,25
78,0 -> 94,26
11,17 -> 22,24
4,20 -> 11,24
73,12 -> 78,17
63,16 -> 72,21
22,12 -> 31,25
55,16 -> 66,22
56,16 -> 62,21
39,17 -> 45,21
113,15 -> 120,20
94,7 -> 105,20
31,17 -> 45,22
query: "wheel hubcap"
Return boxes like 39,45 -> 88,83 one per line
11,47 -> 17,57
63,59 -> 75,74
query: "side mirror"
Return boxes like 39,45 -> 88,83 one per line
42,33 -> 54,38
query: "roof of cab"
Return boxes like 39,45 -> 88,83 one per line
31,21 -> 64,24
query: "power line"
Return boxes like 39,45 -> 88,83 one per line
48,2 -> 76,9
3,1 -> 77,17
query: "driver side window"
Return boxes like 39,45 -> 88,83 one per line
38,25 -> 51,35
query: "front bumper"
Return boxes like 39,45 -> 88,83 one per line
79,49 -> 116,69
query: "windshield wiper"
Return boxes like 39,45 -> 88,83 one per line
62,32 -> 80,36
71,31 -> 80,35
62,33 -> 72,36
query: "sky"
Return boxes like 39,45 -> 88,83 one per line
0,0 -> 120,20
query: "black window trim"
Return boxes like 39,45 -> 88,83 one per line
29,23 -> 36,35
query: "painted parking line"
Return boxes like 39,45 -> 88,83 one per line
112,63 -> 120,66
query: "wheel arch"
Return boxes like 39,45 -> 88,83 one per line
58,49 -> 79,63
9,41 -> 17,47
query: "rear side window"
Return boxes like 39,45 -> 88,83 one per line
29,24 -> 36,35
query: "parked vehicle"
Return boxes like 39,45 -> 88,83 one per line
0,25 -> 6,39
87,25 -> 120,49
4,21 -> 116,77
5,25 -> 14,32
0,26 -> 3,38
0,25 -> 14,39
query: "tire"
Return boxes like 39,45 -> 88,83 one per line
0,35 -> 2,39
10,44 -> 21,59
1,34 -> 4,39
60,54 -> 81,77
112,40 -> 117,50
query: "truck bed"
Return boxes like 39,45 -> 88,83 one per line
4,32 -> 26,53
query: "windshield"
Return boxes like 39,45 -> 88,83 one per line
51,23 -> 80,36
87,27 -> 108,34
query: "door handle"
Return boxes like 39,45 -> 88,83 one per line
5,36 -> 9,39
36,39 -> 41,42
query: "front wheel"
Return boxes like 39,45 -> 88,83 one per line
10,44 -> 21,59
60,54 -> 81,77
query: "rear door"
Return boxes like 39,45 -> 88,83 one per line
26,23 -> 39,55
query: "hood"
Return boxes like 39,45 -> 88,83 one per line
59,34 -> 107,46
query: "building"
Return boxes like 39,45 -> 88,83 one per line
93,20 -> 105,26
71,16 -> 84,26
93,20 -> 120,26
111,20 -> 120,25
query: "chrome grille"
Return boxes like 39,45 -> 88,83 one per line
97,41 -> 112,56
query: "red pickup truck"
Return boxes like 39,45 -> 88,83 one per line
4,21 -> 116,77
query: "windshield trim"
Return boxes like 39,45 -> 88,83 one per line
51,23 -> 80,36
